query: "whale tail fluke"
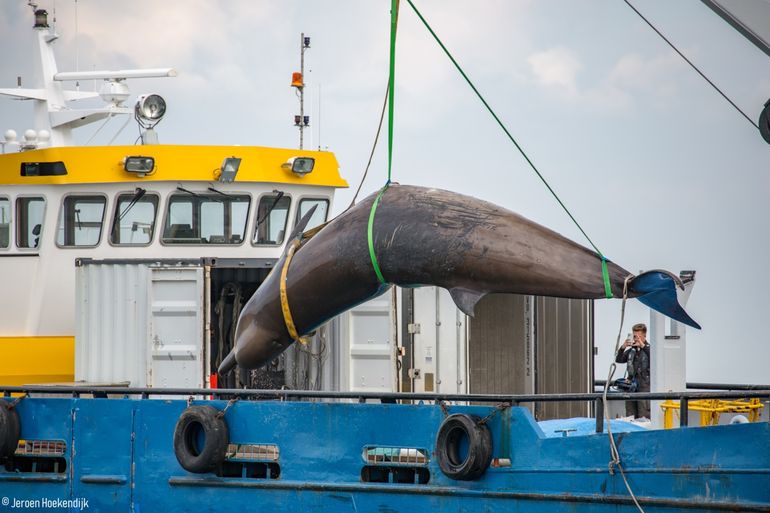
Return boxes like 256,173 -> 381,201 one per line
630,270 -> 701,329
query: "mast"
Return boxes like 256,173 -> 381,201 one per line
292,34 -> 311,149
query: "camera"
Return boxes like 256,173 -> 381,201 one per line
613,377 -> 638,392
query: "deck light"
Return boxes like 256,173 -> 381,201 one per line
135,94 -> 166,124
33,9 -> 49,28
123,156 -> 155,176
282,157 -> 315,176
219,157 -> 241,183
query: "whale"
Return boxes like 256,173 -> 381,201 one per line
219,184 -> 699,373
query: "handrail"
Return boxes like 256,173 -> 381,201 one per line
2,385 -> 769,403
595,379 -> 770,391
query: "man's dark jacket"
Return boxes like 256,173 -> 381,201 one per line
615,344 -> 650,392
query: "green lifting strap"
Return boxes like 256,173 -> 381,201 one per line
387,0 -> 399,183
601,257 -> 613,299
366,0 -> 399,285
368,184 -> 390,284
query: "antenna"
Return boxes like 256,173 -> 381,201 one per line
317,83 -> 322,151
291,33 -> 311,149
75,0 -> 79,77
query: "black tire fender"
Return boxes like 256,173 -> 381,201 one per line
0,401 -> 20,460
435,413 -> 492,481
173,405 -> 229,473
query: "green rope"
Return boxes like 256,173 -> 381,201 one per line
368,184 -> 390,284
405,0 -> 613,298
387,0 -> 399,183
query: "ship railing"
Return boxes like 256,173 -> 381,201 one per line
2,385 -> 769,433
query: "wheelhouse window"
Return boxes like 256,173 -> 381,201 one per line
162,193 -> 250,245
111,191 -> 159,245
254,194 -> 290,245
20,161 -> 67,176
0,198 -> 10,248
16,197 -> 46,249
56,195 -> 106,247
297,198 -> 329,231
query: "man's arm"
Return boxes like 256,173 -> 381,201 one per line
615,347 -> 631,363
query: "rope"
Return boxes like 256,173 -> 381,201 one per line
216,397 -> 239,419
367,184 -> 390,284
347,83 -> 390,210
622,0 -> 758,131
7,393 -> 28,409
477,402 -> 511,426
602,274 -> 646,513
404,0 -> 613,288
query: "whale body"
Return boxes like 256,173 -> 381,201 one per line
219,184 -> 699,373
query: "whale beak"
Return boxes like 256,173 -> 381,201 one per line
218,349 -> 237,375
630,270 -> 701,329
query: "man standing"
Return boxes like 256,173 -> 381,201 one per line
615,323 -> 651,419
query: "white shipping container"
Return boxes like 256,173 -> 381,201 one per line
75,260 -> 205,388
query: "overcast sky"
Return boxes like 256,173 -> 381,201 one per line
2,1 -> 769,384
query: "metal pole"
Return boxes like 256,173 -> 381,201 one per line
595,398 -> 604,433
680,397 -> 689,427
435,287 -> 441,392
317,84 -> 321,150
391,287 -> 399,393
299,32 -> 305,149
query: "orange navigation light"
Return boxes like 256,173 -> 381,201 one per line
291,72 -> 304,88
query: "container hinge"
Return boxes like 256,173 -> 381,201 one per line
407,323 -> 421,334
407,368 -> 421,379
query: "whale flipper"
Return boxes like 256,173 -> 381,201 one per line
288,204 -> 319,242
450,287 -> 486,317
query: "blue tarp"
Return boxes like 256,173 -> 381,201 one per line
538,417 -> 648,437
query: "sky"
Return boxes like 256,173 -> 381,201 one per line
1,0 -> 769,384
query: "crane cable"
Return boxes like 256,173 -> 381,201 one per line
623,0 -> 759,131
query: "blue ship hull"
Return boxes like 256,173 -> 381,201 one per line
1,395 -> 768,512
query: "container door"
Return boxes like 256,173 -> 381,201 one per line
468,294 -> 533,396
340,295 -> 394,392
410,287 -> 466,394
534,296 -> 592,419
147,267 -> 204,388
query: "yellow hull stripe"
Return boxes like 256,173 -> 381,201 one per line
0,336 -> 74,386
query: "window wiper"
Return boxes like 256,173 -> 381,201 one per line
207,186 -> 238,199
117,187 -> 147,222
176,186 -> 202,197
256,190 -> 285,227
